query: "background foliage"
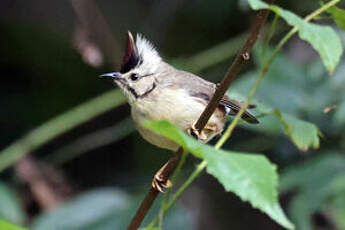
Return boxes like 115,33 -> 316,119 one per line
0,0 -> 345,229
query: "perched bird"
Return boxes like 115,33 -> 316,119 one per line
101,31 -> 259,191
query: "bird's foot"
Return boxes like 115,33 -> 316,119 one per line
152,174 -> 172,193
152,162 -> 172,193
188,122 -> 207,141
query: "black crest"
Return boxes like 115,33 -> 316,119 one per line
120,31 -> 142,73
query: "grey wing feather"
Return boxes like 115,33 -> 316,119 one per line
169,68 -> 259,124
220,97 -> 259,124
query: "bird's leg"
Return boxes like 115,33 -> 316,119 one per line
152,149 -> 182,193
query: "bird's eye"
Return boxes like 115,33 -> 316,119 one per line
130,73 -> 140,81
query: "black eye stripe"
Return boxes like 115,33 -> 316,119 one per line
129,73 -> 154,81
142,73 -> 154,78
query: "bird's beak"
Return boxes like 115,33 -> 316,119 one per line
99,72 -> 121,80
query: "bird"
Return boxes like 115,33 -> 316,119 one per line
100,31 -> 259,192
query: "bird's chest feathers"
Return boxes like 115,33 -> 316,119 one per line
131,87 -> 205,130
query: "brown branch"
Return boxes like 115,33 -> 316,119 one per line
128,188 -> 159,229
127,6 -> 272,230
127,148 -> 183,230
194,8 -> 270,132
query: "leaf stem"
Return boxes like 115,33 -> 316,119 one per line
304,0 -> 340,22
261,13 -> 280,61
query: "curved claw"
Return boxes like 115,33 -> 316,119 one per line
152,174 -> 172,193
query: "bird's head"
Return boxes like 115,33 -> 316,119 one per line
100,31 -> 163,104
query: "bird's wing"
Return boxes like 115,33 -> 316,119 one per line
171,70 -> 259,124
220,96 -> 259,124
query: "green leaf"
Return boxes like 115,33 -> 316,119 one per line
280,153 -> 345,192
228,87 -> 321,151
334,100 -> 345,126
287,175 -> 345,230
144,121 -> 294,229
329,189 -> 345,229
327,5 -> 345,31
143,121 -> 204,158
0,182 -> 25,225
203,150 -> 294,229
326,175 -> 345,229
248,0 -> 269,9
248,0 -> 343,73
272,110 -> 320,151
139,228 -> 161,230
31,189 -> 132,230
230,49 -> 310,116
228,49 -> 322,151
280,154 -> 345,230
32,188 -> 191,230
287,192 -> 320,230
0,220 -> 26,230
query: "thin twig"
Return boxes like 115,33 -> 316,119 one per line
127,6 -> 271,230
261,13 -> 280,61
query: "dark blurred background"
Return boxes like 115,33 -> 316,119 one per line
1,0 -> 345,230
